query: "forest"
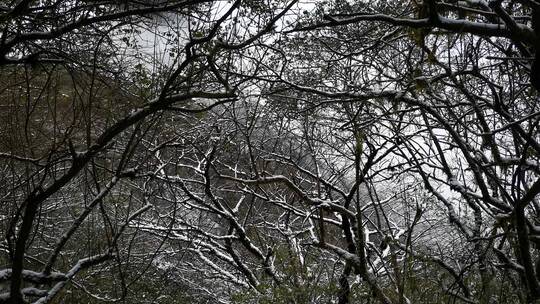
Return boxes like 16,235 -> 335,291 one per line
0,0 -> 539,303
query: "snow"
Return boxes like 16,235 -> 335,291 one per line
22,288 -> 47,297
0,269 -> 66,283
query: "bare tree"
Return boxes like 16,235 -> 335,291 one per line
0,1 -> 299,303
2,0 -> 540,303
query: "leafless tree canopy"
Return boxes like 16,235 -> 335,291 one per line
0,0 -> 539,303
